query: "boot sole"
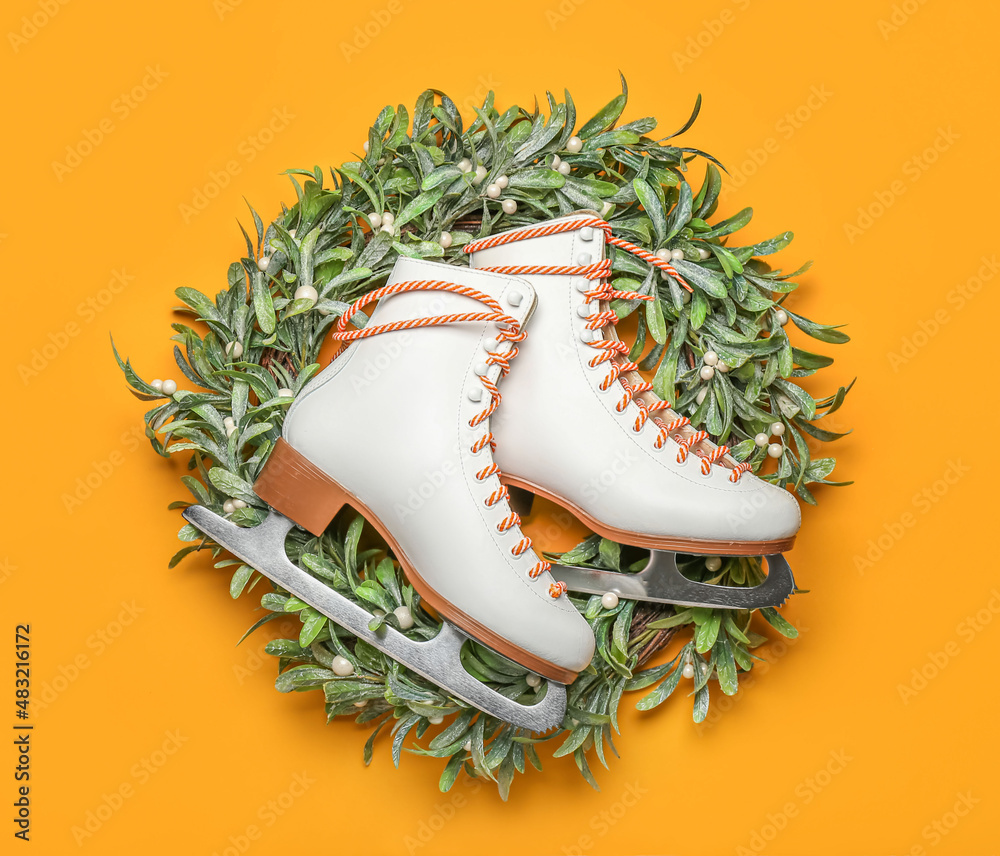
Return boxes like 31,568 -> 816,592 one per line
253,438 -> 578,685
502,475 -> 797,555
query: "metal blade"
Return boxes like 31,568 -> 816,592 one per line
550,551 -> 796,610
183,506 -> 566,731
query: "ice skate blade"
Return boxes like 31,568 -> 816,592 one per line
182,506 -> 567,731
550,551 -> 796,610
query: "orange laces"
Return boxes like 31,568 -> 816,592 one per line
332,279 -> 564,598
465,218 -> 751,484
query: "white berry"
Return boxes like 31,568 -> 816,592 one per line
698,247 -> 711,260
703,350 -> 719,366
222,499 -> 235,514
277,388 -> 294,398
428,714 -> 444,724
257,256 -> 270,271
525,673 -> 541,687
161,379 -> 177,395
226,341 -> 244,359
380,224 -> 395,236
463,740 -> 472,751
601,592 -> 619,610
226,425 -> 237,438
232,499 -> 247,509
151,379 -> 163,391
331,656 -> 354,676
755,433 -> 769,447
682,663 -> 695,679
705,556 -> 723,572
558,162 -> 571,175
223,417 -> 235,429
770,422 -> 785,436
486,183 -> 501,199
775,309 -> 789,326
601,201 -> 614,218
566,135 -> 583,153
438,231 -> 453,249
458,158 -> 472,173
393,606 -> 414,630
699,365 -> 715,381
502,199 -> 517,215
353,700 -> 367,708
381,212 -> 394,226
716,361 -> 730,373
696,389 -> 708,405
362,141 -> 370,153
551,155 -> 561,167
654,248 -> 671,261
670,249 -> 684,261
294,285 -> 318,303
496,174 -> 509,189
473,165 -> 487,185
768,443 -> 783,458
287,228 -> 296,238
368,213 -> 382,229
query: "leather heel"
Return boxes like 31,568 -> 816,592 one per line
253,438 -> 349,536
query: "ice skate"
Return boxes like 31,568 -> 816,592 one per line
465,214 -> 799,610
183,257 -> 594,731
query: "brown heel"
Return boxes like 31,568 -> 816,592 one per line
253,438 -> 350,536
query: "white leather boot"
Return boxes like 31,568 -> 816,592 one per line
464,214 -> 799,609
184,257 -> 593,730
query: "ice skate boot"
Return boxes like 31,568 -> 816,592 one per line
183,258 -> 594,730
464,214 -> 799,609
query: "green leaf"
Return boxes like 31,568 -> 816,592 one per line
632,178 -> 666,242
395,186 -> 445,228
507,168 -> 565,189
761,607 -> 798,638
579,93 -> 627,138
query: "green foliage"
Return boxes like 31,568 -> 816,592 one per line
115,81 -> 850,797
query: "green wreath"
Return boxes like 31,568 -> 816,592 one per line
114,80 -> 851,797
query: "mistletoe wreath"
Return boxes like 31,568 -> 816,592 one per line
115,80 -> 851,797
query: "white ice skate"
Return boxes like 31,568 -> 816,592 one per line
183,258 -> 594,730
464,214 -> 799,610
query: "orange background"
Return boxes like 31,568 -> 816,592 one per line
2,0 -> 997,853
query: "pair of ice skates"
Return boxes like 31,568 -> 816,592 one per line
184,214 -> 799,730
